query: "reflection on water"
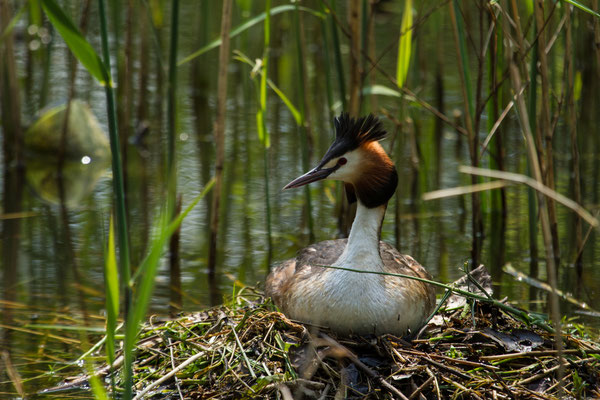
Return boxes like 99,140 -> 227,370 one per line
26,156 -> 109,207
1,1 -> 600,396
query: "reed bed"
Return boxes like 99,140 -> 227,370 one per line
58,272 -> 600,399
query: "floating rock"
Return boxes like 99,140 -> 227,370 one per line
25,99 -> 110,160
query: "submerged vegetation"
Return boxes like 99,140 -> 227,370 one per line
1,0 -> 600,398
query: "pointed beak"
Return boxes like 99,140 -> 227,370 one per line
283,166 -> 336,189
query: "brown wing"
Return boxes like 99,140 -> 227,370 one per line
379,242 -> 432,279
266,239 -> 436,315
379,242 -> 437,314
265,239 -> 346,307
295,239 -> 347,269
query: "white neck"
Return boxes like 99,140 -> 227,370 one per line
334,202 -> 386,271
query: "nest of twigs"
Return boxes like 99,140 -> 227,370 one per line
58,271 -> 600,399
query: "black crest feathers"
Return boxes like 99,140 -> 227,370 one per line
316,113 -> 389,170
334,113 -> 387,149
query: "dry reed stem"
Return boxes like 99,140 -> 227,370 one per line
422,180 -> 511,201
507,46 -> 565,393
459,166 -> 598,228
479,83 -> 526,160
2,351 -> 24,397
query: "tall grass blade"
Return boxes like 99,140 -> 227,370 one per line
123,179 -> 215,399
178,5 -> 324,66
98,0 -> 132,322
47,0 -> 132,333
40,0 -> 108,84
104,216 -> 119,368
396,0 -> 413,88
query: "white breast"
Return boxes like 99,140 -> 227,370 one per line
284,204 -> 429,335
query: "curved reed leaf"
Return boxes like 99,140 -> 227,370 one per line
178,5 -> 324,66
257,0 -> 271,148
40,0 -> 108,84
362,85 -> 416,103
234,50 -> 301,125
563,0 -> 600,18
396,0 -> 413,88
0,3 -> 25,43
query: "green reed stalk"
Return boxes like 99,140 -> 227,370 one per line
258,0 -> 273,264
488,13 -> 506,281
293,3 -> 314,241
208,0 -> 233,276
99,0 -> 134,396
533,0 -> 560,265
564,5 -> 583,271
98,0 -> 131,317
167,0 -> 179,217
527,18 -> 539,280
449,0 -> 482,268
321,1 -> 348,235
319,9 -> 334,119
348,0 -> 361,115
326,1 -> 346,110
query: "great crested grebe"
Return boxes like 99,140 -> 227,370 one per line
266,113 -> 436,336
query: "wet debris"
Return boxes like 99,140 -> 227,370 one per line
50,271 -> 600,399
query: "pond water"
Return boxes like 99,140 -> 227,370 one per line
1,1 -> 600,397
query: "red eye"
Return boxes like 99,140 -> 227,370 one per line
338,157 -> 347,165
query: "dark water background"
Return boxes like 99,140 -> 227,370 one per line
1,1 -> 600,396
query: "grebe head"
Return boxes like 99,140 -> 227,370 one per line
284,113 -> 398,208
